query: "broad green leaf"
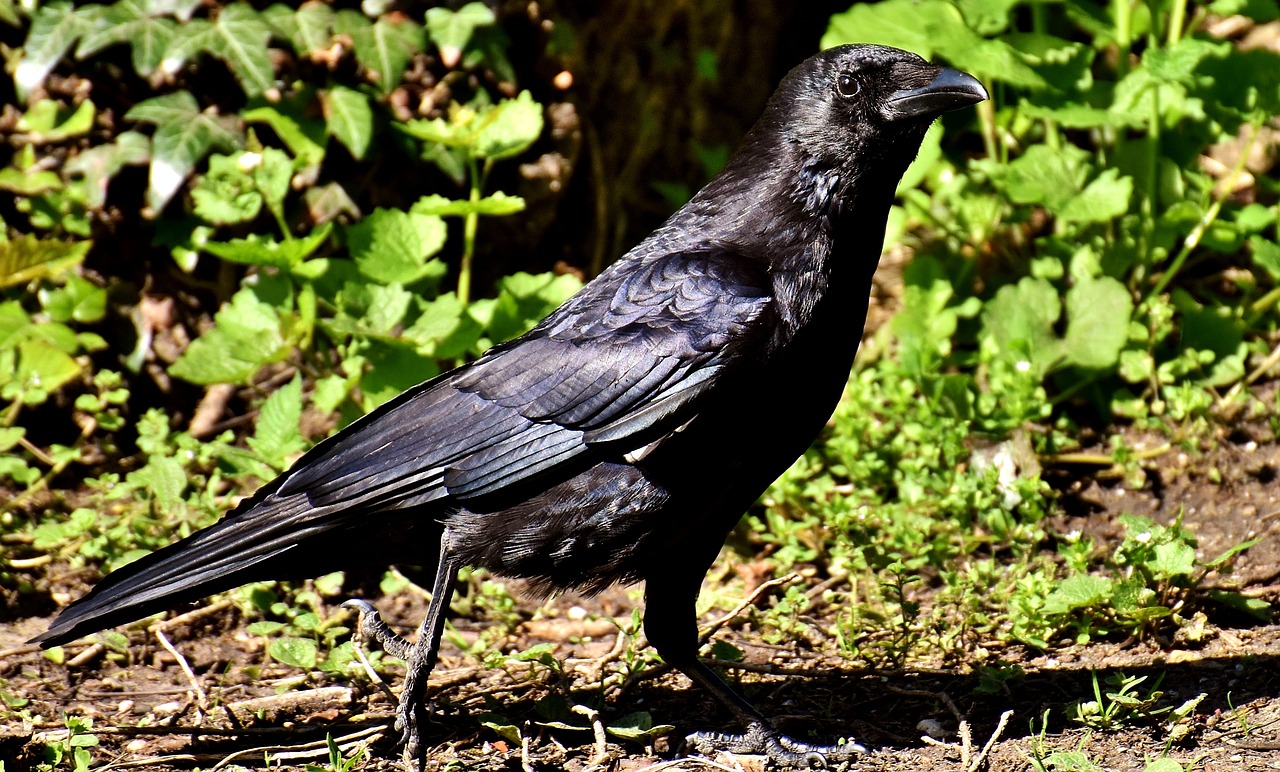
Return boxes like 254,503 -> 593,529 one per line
475,91 -> 543,160
0,235 -> 91,289
0,427 -> 24,453
40,274 -> 107,324
191,152 -> 267,224
243,106 -> 327,168
127,454 -> 186,511
263,1 -> 334,57
16,99 -> 96,142
335,9 -> 424,95
16,338 -> 82,402
169,288 -> 289,384
16,2 -> 94,99
1002,144 -> 1090,210
1151,540 -> 1197,581
65,131 -> 151,209
1042,574 -> 1113,615
322,85 -> 373,160
248,375 -> 305,469
403,292 -> 482,359
1061,276 -> 1132,370
411,192 -> 526,217
346,208 -> 447,284
981,276 -> 1062,374
268,637 -> 318,669
425,2 -> 494,65
1142,759 -> 1183,772
487,272 -> 583,343
1249,236 -> 1280,282
161,5 -> 275,96
0,167 -> 62,196
605,712 -> 675,742
75,0 -> 177,77
127,91 -> 244,213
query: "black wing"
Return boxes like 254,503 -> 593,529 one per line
277,250 -> 776,506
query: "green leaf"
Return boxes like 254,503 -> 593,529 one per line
1043,574 -> 1113,615
40,274 -> 107,324
322,85 -> 374,160
0,427 -> 24,453
1059,168 -> 1133,225
243,106 -> 327,168
191,151 -> 267,224
161,4 -> 275,97
202,224 -> 331,270
16,339 -> 82,403
1143,758 -> 1183,772
263,1 -> 334,57
248,375 -> 305,469
168,288 -> 289,384
16,99 -> 96,142
403,292 -> 482,359
65,131 -> 150,210
0,235 -> 91,289
0,166 -> 62,196
981,277 -> 1062,375
1150,540 -> 1196,581
268,637 -> 318,669
346,208 -> 447,285
411,192 -> 525,217
425,2 -> 494,66
1249,236 -> 1280,282
606,712 -> 675,742
334,10 -> 424,95
75,0 -> 177,77
127,91 -> 244,213
1062,276 -> 1132,370
246,620 -> 286,635
15,2 -> 94,99
475,91 -> 543,160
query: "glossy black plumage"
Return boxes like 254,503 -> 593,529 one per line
36,44 -> 986,767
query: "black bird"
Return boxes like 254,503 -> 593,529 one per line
35,44 -> 986,767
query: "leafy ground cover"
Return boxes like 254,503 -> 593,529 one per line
2,0 -> 1280,770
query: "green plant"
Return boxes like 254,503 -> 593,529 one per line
37,715 -> 98,772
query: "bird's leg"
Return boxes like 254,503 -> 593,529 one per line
644,571 -> 865,769
344,528 -> 462,769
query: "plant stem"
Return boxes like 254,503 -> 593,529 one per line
458,155 -> 482,306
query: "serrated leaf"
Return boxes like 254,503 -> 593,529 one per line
1042,574 -> 1113,615
981,276 -> 1062,374
1150,540 -> 1196,580
335,10 -> 424,95
475,91 -> 543,160
1059,169 -> 1133,224
346,208 -> 447,284
268,637 -> 318,669
411,192 -> 525,217
75,0 -> 177,77
322,85 -> 373,160
1062,275 -> 1132,370
0,235 -> 91,289
16,2 -> 94,99
169,288 -> 289,384
202,224 -> 331,269
248,375 -> 305,469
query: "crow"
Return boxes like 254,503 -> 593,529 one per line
35,44 -> 986,767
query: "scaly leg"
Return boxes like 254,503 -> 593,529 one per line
344,528 -> 462,769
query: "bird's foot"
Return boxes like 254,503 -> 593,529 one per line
686,721 -> 866,769
341,599 -> 429,769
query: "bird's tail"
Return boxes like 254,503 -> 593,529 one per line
32,492 -> 365,647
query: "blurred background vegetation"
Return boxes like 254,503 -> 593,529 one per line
1,0 -> 1278,725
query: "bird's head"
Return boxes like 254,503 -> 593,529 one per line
739,44 -> 987,217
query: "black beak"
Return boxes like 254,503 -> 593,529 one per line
883,68 -> 988,121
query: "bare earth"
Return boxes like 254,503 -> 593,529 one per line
3,410 -> 1280,772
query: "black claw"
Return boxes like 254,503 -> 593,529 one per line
686,721 -> 865,769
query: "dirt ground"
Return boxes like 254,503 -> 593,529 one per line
3,403 -> 1280,772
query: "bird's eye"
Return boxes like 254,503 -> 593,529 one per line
836,73 -> 860,97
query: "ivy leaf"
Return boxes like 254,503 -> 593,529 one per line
322,85 -> 374,160
15,2 -> 95,99
263,1 -> 334,58
411,192 -> 525,217
127,91 -> 244,213
161,4 -> 275,97
169,288 -> 289,384
335,10 -> 424,95
425,2 -> 494,67
75,0 -> 177,77
247,375 -> 305,470
346,208 -> 447,285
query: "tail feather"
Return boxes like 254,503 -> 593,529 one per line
32,493 -> 342,647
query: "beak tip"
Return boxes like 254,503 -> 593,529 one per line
885,67 -> 988,121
